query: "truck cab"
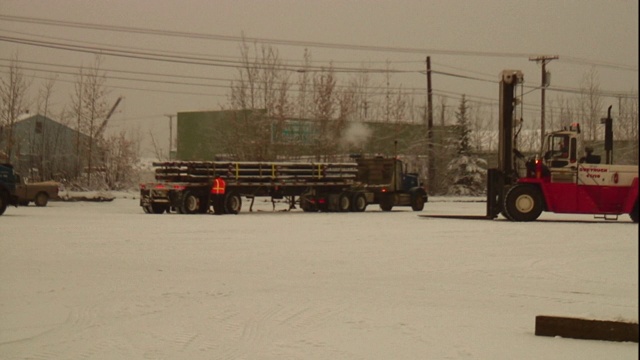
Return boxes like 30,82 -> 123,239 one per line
0,163 -> 19,215
354,156 -> 427,211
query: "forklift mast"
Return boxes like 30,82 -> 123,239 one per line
487,70 -> 524,218
497,70 -> 524,176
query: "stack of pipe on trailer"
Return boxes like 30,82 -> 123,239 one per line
152,161 -> 358,184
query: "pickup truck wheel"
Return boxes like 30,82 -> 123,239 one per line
34,192 -> 49,207
180,192 -> 200,214
503,185 -> 543,222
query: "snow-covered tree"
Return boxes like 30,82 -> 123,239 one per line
446,95 -> 487,195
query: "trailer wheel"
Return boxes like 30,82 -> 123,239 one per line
34,192 -> 49,207
630,200 -> 639,223
503,185 -> 543,222
198,198 -> 210,214
225,191 -> 242,214
351,192 -> 367,212
338,192 -> 351,212
180,192 -> 200,214
300,194 -> 317,212
151,203 -> 168,214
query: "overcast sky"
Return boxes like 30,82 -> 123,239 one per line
1,0 -> 638,156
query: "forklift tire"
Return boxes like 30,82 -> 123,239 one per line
351,192 -> 367,212
630,200 -> 639,223
180,192 -> 200,214
224,191 -> 242,214
503,185 -> 543,222
338,192 -> 351,212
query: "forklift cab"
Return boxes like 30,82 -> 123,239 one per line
543,132 -> 577,169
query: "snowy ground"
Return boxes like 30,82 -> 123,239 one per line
1,194 -> 638,359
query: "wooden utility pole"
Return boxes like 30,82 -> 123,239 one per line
529,55 -> 558,150
426,56 -> 434,194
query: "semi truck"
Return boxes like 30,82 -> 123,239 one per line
0,163 -> 19,216
487,70 -> 639,222
139,155 -> 427,214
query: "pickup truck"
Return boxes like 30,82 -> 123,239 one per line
15,174 -> 61,207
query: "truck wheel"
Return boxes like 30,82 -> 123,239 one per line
225,191 -> 242,214
151,203 -> 168,214
34,192 -> 49,207
351,192 -> 367,212
379,195 -> 393,212
180,192 -> 200,214
198,199 -> 209,214
0,191 -> 7,215
503,185 -> 543,222
630,200 -> 639,223
338,192 -> 351,212
411,193 -> 425,211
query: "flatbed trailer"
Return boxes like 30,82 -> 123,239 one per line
139,156 -> 427,214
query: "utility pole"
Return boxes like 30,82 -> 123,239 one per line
165,114 -> 174,160
426,56 -> 434,194
529,55 -> 558,150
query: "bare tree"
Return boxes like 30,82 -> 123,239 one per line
71,65 -> 85,177
0,55 -> 30,162
70,56 -> 110,186
100,130 -> 140,190
227,39 -> 292,160
310,67 -> 339,161
578,67 -> 603,141
31,76 -> 58,179
615,96 -> 639,165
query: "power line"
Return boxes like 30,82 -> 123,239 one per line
2,13 -> 637,72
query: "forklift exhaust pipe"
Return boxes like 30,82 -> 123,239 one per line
600,105 -> 613,164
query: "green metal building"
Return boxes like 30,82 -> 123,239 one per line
175,109 -> 433,161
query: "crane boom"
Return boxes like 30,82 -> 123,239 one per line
95,96 -> 123,138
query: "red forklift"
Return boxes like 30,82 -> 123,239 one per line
487,70 -> 638,222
